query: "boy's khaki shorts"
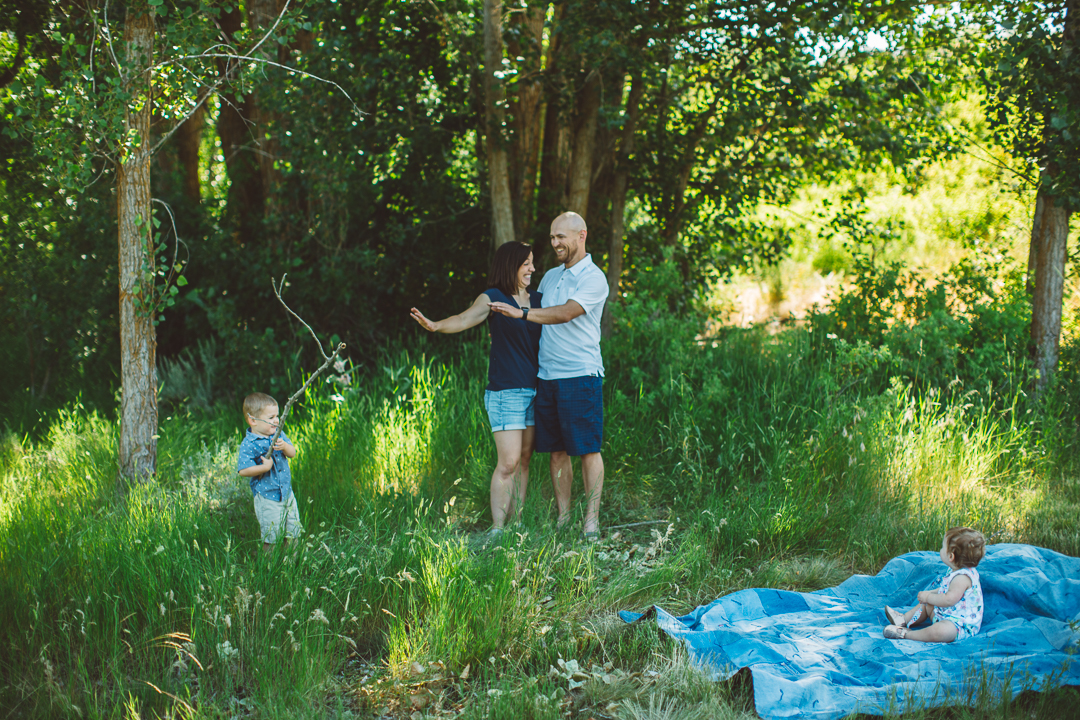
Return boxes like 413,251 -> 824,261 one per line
253,493 -> 303,544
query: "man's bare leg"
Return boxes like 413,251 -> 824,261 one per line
550,451 -> 573,527
581,452 -> 604,534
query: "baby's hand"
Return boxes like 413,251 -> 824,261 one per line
917,590 -> 931,604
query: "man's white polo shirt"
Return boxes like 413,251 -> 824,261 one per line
537,253 -> 609,380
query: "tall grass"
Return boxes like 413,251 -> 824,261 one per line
1,327 -> 1077,718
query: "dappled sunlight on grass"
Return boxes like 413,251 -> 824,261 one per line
857,382 -> 1034,540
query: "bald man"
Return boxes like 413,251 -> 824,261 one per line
488,212 -> 609,540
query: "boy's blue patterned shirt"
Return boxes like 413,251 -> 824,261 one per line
236,429 -> 293,502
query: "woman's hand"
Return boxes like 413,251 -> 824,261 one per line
410,295 -> 490,334
410,307 -> 439,332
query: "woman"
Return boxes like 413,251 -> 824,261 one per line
410,241 -> 541,536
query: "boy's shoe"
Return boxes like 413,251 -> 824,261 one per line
883,625 -> 908,640
884,606 -> 905,627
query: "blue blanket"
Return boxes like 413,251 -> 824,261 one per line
620,544 -> 1080,719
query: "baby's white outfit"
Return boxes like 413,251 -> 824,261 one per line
933,566 -> 983,640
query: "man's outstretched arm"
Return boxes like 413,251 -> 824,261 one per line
488,300 -> 584,325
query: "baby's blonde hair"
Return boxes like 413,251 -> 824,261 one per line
243,392 -> 277,419
945,527 -> 986,568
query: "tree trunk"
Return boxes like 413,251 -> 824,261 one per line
566,70 -> 601,217
507,0 -> 547,244
1029,0 -> 1077,394
484,0 -> 515,248
1029,190 -> 1072,392
117,5 -> 157,483
537,2 -> 570,242
660,93 -> 721,247
175,102 -> 204,203
602,74 -> 643,338
248,0 -> 284,225
216,4 -> 264,244
1025,192 -> 1044,296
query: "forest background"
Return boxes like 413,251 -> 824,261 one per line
3,1 -> 1080,718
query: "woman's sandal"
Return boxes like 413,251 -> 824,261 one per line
583,531 -> 601,544
883,624 -> 908,640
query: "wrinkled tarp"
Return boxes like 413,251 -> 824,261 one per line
620,544 -> 1080,719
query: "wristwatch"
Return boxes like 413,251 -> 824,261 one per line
521,306 -> 529,321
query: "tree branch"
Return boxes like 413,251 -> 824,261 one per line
264,274 -> 346,450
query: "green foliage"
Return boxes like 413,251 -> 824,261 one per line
978,1 -> 1080,207
807,196 -> 1031,396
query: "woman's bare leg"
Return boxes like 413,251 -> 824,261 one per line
491,430 -> 524,528
504,426 -> 534,524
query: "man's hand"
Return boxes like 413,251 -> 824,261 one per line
488,301 -> 523,319
410,307 -> 439,332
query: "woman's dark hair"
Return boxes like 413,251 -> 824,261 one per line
489,241 -> 534,297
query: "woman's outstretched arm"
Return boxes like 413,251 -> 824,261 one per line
410,293 -> 491,333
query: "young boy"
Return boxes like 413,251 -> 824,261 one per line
237,392 -> 302,553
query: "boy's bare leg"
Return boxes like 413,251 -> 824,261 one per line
550,451 -> 573,527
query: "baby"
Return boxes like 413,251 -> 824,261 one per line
884,526 -> 986,642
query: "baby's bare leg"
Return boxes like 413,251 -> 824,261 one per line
907,604 -> 933,626
904,603 -> 935,626
902,619 -> 957,643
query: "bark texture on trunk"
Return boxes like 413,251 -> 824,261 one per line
566,70 -> 601,217
1029,190 -> 1072,390
484,0 -> 516,247
248,0 -> 284,223
216,5 -> 264,244
117,6 -> 157,483
537,3 -> 570,239
507,1 -> 546,244
175,103 -> 204,203
602,74 -> 643,338
1029,0 -> 1077,393
1026,192 -> 1044,296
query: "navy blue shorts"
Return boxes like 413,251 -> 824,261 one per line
535,376 -> 603,456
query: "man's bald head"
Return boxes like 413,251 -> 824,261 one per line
554,211 -> 587,233
550,211 -> 589,267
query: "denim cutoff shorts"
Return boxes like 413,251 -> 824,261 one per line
484,387 -> 537,432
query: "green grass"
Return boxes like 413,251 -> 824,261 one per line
2,325 -> 1079,719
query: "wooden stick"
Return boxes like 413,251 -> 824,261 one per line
605,520 -> 673,531
264,274 -> 346,451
